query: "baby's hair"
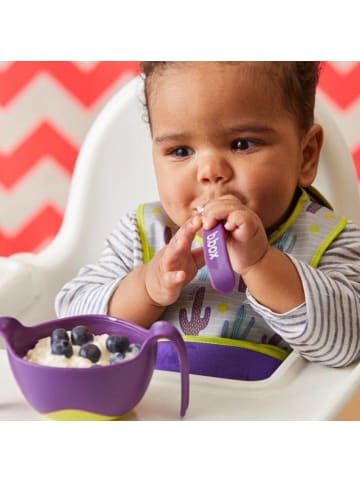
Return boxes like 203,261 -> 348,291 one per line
140,61 -> 321,134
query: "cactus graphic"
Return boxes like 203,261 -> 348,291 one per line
239,316 -> 255,339
275,230 -> 297,254
306,201 -> 321,214
179,287 -> 211,335
164,225 -> 172,245
197,266 -> 208,282
238,276 -> 247,293
221,320 -> 229,338
221,305 -> 255,341
230,306 -> 255,340
261,333 -> 283,346
231,305 -> 246,338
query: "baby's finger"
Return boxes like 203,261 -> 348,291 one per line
224,210 -> 260,241
202,197 -> 245,229
161,231 -> 197,272
177,214 -> 202,239
192,247 -> 205,269
168,215 -> 202,251
162,270 -> 186,289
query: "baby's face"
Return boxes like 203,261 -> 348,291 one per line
149,62 -> 319,232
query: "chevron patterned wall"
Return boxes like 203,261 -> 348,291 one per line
0,61 -> 359,256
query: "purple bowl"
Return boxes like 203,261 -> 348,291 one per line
0,315 -> 189,420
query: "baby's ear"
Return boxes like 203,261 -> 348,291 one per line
299,124 -> 324,187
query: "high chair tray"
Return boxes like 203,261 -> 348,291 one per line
1,348 -> 360,420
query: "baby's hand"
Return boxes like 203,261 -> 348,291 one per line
144,214 -> 204,307
202,195 -> 269,276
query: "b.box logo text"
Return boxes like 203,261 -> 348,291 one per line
206,231 -> 219,260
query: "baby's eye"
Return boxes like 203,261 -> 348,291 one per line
232,139 -> 257,151
170,146 -> 194,159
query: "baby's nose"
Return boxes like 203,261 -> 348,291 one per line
197,155 -> 233,184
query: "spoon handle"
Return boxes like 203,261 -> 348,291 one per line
203,223 -> 235,293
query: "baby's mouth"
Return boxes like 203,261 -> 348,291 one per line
192,184 -> 234,219
195,205 -> 205,214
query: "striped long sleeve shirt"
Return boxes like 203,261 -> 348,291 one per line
55,210 -> 360,368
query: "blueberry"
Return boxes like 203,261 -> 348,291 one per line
109,352 -> 125,365
106,335 -> 130,354
128,343 -> 141,356
51,339 -> 73,358
51,328 -> 69,343
71,325 -> 93,346
79,343 -> 101,363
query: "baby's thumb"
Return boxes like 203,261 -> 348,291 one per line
192,247 -> 205,269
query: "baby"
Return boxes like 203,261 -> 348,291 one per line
56,62 -> 360,377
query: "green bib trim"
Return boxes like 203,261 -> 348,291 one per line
269,190 -> 308,245
136,204 -> 152,264
310,215 -> 347,267
305,185 -> 333,210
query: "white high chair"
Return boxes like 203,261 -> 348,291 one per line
1,76 -> 360,420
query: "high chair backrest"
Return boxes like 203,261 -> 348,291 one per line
44,76 -> 360,277
45,76 -> 155,268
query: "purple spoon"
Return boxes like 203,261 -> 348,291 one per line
203,222 -> 236,293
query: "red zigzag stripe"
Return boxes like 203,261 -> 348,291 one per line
0,61 -> 140,107
0,204 -> 62,256
318,62 -> 360,109
0,122 -> 78,188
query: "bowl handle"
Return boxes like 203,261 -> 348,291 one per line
0,317 -> 23,343
144,321 -> 189,417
